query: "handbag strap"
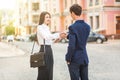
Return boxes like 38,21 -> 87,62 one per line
43,39 -> 46,53
31,39 -> 45,54
31,40 -> 35,54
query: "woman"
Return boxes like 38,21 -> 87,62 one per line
37,11 -> 65,80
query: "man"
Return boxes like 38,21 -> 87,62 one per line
65,4 -> 90,80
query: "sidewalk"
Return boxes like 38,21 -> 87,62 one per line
0,42 -> 25,57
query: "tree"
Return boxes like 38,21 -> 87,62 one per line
0,9 -> 15,36
0,11 -> 2,33
0,11 -> 2,41
5,21 -> 15,35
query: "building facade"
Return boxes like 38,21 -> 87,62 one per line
19,0 -> 120,38
58,0 -> 120,37
86,0 -> 120,37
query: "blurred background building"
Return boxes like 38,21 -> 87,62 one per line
0,0 -> 120,39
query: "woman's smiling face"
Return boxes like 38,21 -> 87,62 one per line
44,14 -> 51,25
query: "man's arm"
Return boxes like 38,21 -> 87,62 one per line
66,27 -> 76,64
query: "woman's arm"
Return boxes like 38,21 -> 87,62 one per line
37,26 -> 60,40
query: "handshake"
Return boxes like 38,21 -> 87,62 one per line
60,32 -> 67,39
54,32 -> 68,43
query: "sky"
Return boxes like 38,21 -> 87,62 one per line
0,0 -> 16,10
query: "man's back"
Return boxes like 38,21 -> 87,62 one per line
72,20 -> 90,50
67,20 -> 90,64
66,4 -> 90,80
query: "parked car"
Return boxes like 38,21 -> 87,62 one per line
60,31 -> 108,44
7,35 -> 14,42
87,31 -> 108,43
15,35 -> 30,42
1,36 -> 7,40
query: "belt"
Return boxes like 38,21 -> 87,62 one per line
40,45 -> 51,47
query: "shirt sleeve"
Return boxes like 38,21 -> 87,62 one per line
66,26 -> 76,62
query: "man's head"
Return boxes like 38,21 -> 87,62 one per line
69,4 -> 82,20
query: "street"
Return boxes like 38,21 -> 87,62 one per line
0,40 -> 120,80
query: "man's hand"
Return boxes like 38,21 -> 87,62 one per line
60,32 -> 67,39
67,61 -> 70,65
54,32 -> 67,43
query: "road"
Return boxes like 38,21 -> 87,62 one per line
0,40 -> 120,80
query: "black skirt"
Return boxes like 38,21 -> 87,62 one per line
37,45 -> 53,80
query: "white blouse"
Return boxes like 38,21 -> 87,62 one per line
37,24 -> 60,45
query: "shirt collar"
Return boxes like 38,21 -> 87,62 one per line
75,20 -> 84,23
42,24 -> 47,27
41,24 -> 49,29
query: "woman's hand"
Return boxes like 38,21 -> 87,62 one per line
54,38 -> 61,43
54,32 -> 67,43
60,32 -> 67,39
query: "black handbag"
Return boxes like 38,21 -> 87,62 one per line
30,39 -> 46,68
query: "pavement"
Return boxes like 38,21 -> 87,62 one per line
0,39 -> 120,80
0,39 -> 119,57
0,42 -> 25,57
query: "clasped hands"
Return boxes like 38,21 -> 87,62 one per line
54,32 -> 67,43
60,32 -> 67,39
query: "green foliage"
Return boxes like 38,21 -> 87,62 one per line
5,26 -> 15,35
5,21 -> 15,35
0,11 -> 2,28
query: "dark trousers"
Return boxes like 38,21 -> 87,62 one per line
68,63 -> 88,80
37,45 -> 53,80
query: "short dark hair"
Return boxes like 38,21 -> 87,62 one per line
39,11 -> 51,25
70,4 -> 82,16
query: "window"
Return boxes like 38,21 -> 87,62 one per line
25,3 -> 28,9
64,0 -> 67,9
19,19 -> 21,24
32,15 -> 39,23
89,0 -> 93,6
71,0 -> 73,5
53,8 -> 56,13
75,0 -> 77,4
116,16 -> 120,30
116,0 -> 120,2
90,16 -> 93,29
26,14 -> 28,20
32,3 -> 39,11
96,16 -> 99,29
45,3 -> 48,11
71,0 -> 77,4
95,0 -> 99,5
